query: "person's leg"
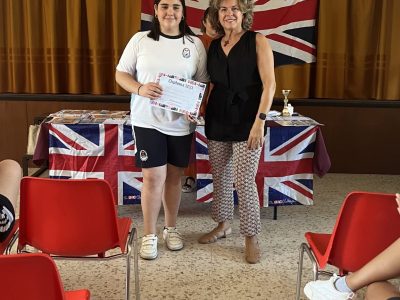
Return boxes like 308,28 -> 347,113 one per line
163,163 -> 185,227
304,238 -> 400,299
161,132 -> 193,251
346,237 -> 400,291
0,160 -> 21,242
182,134 -> 196,193
141,166 -> 167,235
139,166 -> 166,259
134,126 -> 168,259
365,281 -> 400,300
198,140 -> 233,243
0,159 -> 22,208
232,142 -> 262,263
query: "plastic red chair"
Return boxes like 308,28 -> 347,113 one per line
14,177 -> 139,300
295,191 -> 400,300
0,253 -> 90,300
0,220 -> 18,255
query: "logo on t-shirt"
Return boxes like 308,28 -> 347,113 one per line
182,48 -> 191,58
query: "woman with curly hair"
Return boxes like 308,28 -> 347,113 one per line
198,0 -> 276,264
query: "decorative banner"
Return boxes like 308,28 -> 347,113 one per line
195,125 -> 319,207
48,124 -> 142,205
140,0 -> 318,66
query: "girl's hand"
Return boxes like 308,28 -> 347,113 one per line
185,113 -> 197,123
138,82 -> 163,99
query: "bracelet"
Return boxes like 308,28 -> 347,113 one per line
137,85 -> 143,95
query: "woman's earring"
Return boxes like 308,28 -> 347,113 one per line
182,15 -> 184,20
155,14 -> 158,19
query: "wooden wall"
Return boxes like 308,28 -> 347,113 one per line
291,103 -> 400,175
1,95 -> 399,174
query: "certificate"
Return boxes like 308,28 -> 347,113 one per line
150,73 -> 206,117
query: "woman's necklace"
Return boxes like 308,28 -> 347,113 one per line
223,30 -> 243,47
223,31 -> 233,47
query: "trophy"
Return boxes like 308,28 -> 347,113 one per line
281,89 -> 292,116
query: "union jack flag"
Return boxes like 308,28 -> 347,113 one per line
140,0 -> 318,66
48,124 -> 142,205
195,125 -> 317,207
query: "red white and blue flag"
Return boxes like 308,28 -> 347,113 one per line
140,0 -> 318,66
48,124 -> 142,205
195,125 -> 317,207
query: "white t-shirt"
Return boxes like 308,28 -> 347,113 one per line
116,31 -> 209,136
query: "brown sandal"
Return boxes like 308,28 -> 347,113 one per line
198,227 -> 232,244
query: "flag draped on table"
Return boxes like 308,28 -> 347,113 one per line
195,126 -> 317,207
48,124 -> 142,205
140,0 -> 318,66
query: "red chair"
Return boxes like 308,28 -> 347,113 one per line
14,177 -> 139,300
295,191 -> 400,300
0,220 -> 18,255
0,253 -> 90,300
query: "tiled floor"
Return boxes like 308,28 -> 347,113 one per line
20,172 -> 400,299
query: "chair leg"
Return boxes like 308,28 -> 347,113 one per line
133,228 -> 140,300
22,154 -> 31,176
295,243 -> 307,300
127,227 -> 140,300
301,245 -> 318,281
126,250 -> 131,300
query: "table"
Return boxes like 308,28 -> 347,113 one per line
34,113 -> 330,211
33,110 -> 143,205
195,118 -> 331,218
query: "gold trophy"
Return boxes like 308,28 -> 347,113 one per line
282,89 -> 291,116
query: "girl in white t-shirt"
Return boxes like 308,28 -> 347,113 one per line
116,0 -> 208,260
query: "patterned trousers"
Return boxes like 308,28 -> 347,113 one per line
208,140 -> 262,236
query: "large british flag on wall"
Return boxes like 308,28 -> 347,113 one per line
48,124 -> 142,205
140,0 -> 318,66
195,125 -> 318,207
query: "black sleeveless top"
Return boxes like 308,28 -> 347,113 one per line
205,30 -> 265,141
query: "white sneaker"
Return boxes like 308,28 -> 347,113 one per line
304,274 -> 355,300
140,234 -> 158,260
162,227 -> 183,251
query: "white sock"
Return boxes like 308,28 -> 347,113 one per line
334,276 -> 353,293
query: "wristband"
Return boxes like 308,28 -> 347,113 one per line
137,85 -> 143,95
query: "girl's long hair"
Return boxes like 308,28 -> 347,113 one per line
148,0 -> 196,43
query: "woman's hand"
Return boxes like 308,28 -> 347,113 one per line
138,82 -> 163,99
247,121 -> 265,150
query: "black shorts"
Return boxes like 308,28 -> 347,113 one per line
133,126 -> 194,168
0,193 -> 16,242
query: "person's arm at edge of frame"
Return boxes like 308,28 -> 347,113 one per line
115,70 -> 162,99
247,33 -> 276,150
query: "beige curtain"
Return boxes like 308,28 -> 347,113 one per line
0,0 -> 399,99
0,0 -> 139,94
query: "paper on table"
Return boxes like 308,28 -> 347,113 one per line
267,110 -> 281,117
150,73 -> 206,117
273,117 -> 322,126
